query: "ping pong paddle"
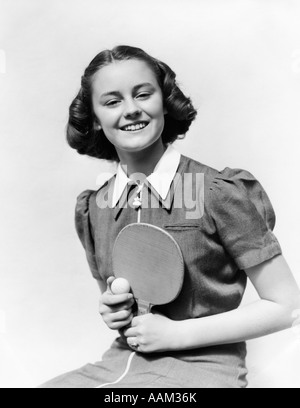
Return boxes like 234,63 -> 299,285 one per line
112,223 -> 184,315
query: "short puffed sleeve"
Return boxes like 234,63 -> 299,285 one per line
209,168 -> 282,270
75,190 -> 100,280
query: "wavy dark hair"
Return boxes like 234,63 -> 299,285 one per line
67,45 -> 197,161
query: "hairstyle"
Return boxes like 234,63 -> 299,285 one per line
67,45 -> 197,162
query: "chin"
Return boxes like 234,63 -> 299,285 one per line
118,137 -> 160,153
120,144 -> 151,153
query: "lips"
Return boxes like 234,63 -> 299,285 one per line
120,121 -> 149,132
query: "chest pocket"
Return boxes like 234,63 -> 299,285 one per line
163,223 -> 202,268
164,223 -> 200,231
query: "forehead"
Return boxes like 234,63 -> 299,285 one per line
92,59 -> 159,95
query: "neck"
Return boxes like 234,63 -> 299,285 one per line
117,139 -> 167,180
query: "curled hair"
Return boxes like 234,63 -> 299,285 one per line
67,45 -> 197,161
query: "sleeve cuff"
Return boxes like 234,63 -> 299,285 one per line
234,240 -> 282,270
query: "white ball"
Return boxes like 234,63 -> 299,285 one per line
111,278 -> 131,295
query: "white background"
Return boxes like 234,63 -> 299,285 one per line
0,0 -> 299,388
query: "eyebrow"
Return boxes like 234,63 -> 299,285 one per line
100,83 -> 155,99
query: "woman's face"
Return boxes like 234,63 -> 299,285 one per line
91,59 -> 166,154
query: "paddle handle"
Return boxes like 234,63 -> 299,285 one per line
137,299 -> 152,315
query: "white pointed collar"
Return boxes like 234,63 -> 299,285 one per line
111,145 -> 181,208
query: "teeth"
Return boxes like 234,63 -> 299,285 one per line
123,123 -> 147,132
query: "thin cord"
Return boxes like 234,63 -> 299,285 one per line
137,206 -> 141,223
96,183 -> 143,389
136,183 -> 143,224
95,352 -> 136,388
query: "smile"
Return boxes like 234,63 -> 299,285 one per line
120,122 -> 149,132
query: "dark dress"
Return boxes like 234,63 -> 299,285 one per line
41,154 -> 282,388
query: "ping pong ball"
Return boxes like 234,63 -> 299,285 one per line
111,278 -> 131,295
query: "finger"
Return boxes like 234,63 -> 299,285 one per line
103,293 -> 133,307
110,310 -> 133,323
101,294 -> 135,309
131,315 -> 144,327
100,300 -> 135,317
123,326 -> 138,338
110,315 -> 134,331
117,297 -> 135,309
127,337 -> 139,347
111,300 -> 135,312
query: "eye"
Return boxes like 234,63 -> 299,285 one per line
136,92 -> 151,100
105,100 -> 121,107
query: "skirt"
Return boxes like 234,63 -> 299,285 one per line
39,337 -> 248,389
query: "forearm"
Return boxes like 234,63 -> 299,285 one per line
175,300 -> 295,350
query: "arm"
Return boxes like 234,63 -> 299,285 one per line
178,255 -> 300,350
124,255 -> 300,353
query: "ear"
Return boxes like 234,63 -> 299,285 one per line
94,119 -> 102,131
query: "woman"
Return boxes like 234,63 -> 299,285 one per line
42,45 -> 300,388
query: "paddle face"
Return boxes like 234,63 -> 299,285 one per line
112,223 -> 184,315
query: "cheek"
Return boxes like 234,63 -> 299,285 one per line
146,97 -> 165,120
95,108 -> 119,129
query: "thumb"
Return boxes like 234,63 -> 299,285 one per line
106,277 -> 115,294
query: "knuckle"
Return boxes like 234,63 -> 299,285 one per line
101,291 -> 109,299
137,329 -> 143,337
139,338 -> 146,346
106,320 -> 114,328
102,315 -> 109,324
128,299 -> 135,307
99,305 -> 110,315
103,298 -> 113,307
124,318 -> 132,326
98,306 -> 105,314
100,298 -> 109,307
124,303 -> 133,311
123,310 -> 131,319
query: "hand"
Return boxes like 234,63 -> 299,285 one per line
124,313 -> 180,354
99,277 -> 135,330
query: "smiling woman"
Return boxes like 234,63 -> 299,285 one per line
66,45 -> 197,161
40,44 -> 300,389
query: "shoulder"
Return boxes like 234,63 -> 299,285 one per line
207,167 -> 272,211
204,165 -> 263,206
210,167 -> 258,194
180,155 -> 255,191
181,154 -> 273,210
76,189 -> 97,215
203,166 -> 277,229
180,154 -> 219,186
76,172 -> 117,215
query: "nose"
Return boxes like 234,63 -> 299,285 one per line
123,98 -> 142,119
